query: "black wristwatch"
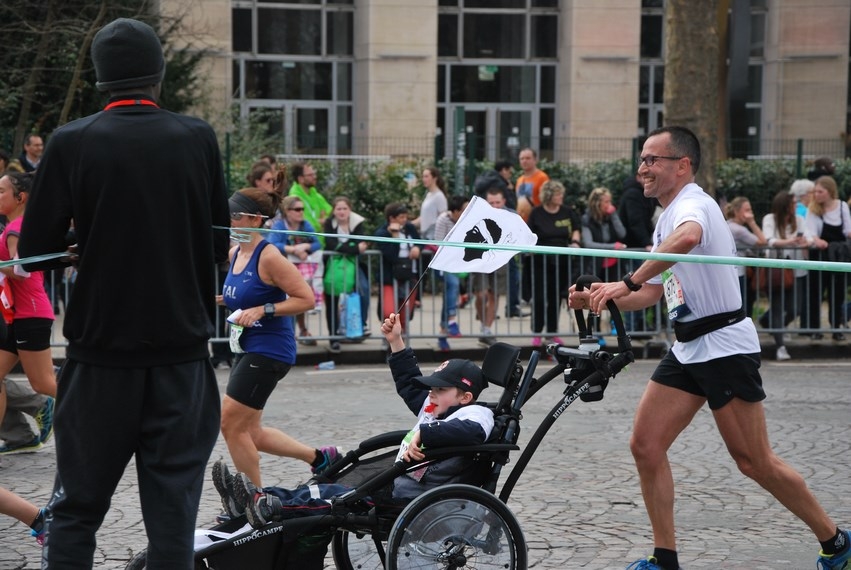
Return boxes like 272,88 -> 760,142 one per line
264,302 -> 276,318
622,272 -> 642,292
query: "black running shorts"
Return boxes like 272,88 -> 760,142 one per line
651,351 -> 766,410
0,317 -> 54,354
225,352 -> 291,410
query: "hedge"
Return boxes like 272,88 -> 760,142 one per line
303,158 -> 851,233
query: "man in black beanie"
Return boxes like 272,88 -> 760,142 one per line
19,18 -> 230,569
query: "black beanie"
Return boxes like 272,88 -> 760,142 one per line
92,18 -> 165,92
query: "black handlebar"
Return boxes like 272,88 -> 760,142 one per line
573,274 -> 632,354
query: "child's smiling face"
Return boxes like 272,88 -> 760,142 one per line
428,386 -> 472,416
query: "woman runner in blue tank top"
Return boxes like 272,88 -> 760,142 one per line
218,187 -> 339,490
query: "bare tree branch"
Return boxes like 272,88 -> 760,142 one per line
59,0 -> 108,126
13,0 -> 58,151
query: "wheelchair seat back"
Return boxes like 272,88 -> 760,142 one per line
480,342 -> 522,414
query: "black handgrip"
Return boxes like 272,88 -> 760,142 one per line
573,275 -> 601,337
572,274 -> 633,353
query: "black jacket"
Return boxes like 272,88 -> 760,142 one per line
618,176 -> 657,248
19,96 -> 230,367
374,221 -> 420,285
388,348 -> 492,499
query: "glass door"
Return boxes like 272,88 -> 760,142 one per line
446,106 -> 538,162
295,107 -> 330,155
462,109 -> 488,161
497,110 -> 532,160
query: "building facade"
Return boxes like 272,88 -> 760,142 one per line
164,0 -> 851,162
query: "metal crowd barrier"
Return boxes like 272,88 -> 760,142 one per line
42,245 -> 850,353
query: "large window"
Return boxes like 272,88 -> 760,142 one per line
449,65 -> 536,104
233,2 -> 353,56
437,1 -> 558,160
243,61 -> 335,100
639,1 -> 767,153
732,0 -> 767,157
231,1 -> 354,154
638,0 -> 665,136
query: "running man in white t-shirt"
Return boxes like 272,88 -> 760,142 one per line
569,126 -> 850,570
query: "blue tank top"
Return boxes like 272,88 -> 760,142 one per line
223,241 -> 296,364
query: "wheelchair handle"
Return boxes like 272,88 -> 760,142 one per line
572,274 -> 632,354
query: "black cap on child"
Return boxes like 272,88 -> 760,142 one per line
413,359 -> 487,399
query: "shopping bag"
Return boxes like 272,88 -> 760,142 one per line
323,255 -> 356,294
343,292 -> 363,338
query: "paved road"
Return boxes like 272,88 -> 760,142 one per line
1,358 -> 850,569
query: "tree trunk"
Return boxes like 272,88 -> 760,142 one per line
58,0 -> 108,127
664,0 -> 720,197
14,0 -> 58,152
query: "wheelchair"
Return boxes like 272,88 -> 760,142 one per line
125,276 -> 633,570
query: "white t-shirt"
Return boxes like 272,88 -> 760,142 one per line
419,190 -> 448,240
647,183 -> 761,363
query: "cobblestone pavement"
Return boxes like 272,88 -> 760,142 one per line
1,359 -> 850,569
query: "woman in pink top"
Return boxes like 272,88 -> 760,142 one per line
0,172 -> 57,400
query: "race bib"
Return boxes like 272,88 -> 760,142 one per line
396,428 -> 430,481
662,269 -> 692,321
228,324 -> 245,354
395,428 -> 417,464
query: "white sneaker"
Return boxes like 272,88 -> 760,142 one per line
776,346 -> 791,361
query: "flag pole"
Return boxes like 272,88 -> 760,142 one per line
395,267 -> 429,315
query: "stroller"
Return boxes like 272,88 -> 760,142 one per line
126,276 -> 633,570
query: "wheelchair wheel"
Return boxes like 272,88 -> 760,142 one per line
332,529 -> 385,570
385,484 -> 526,570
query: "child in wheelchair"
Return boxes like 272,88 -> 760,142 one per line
210,311 -> 495,563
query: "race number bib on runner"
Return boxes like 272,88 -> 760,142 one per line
662,269 -> 692,321
227,309 -> 247,353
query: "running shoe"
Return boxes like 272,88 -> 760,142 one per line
531,337 -> 542,348
311,446 -> 342,475
212,460 -> 244,518
35,397 -> 55,444
234,472 -> 282,528
626,557 -> 682,570
478,336 -> 497,347
437,337 -> 450,352
0,437 -> 43,455
548,336 -> 564,345
446,320 -> 461,337
818,530 -> 851,569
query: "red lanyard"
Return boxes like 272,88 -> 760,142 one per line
103,99 -> 159,111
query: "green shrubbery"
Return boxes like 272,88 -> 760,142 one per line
311,157 -> 850,230
223,121 -> 850,229
717,158 -> 851,220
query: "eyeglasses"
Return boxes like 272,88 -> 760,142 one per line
230,212 -> 268,221
638,155 -> 683,167
288,207 -> 305,212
